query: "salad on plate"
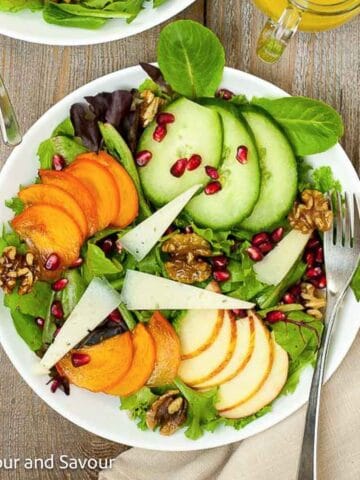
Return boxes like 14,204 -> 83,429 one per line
0,0 -> 168,30
0,20 -> 359,441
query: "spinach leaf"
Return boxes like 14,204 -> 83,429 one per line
4,282 -> 53,319
157,20 -> 225,98
252,97 -> 344,156
42,3 -> 107,29
61,269 -> 86,318
37,136 -> 87,169
11,310 -> 43,352
83,243 -> 122,284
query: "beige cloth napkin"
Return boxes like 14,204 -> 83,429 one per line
100,334 -> 360,480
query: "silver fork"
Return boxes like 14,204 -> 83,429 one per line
297,192 -> 360,480
0,74 -> 22,147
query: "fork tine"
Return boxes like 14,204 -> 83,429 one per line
324,194 -> 334,256
344,192 -> 352,247
353,194 -> 360,247
335,191 -> 343,245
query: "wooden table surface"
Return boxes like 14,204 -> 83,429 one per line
0,1 -> 359,479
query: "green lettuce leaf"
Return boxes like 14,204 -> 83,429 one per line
4,281 -> 53,319
157,20 -> 225,98
0,0 -> 42,12
120,387 -> 159,430
37,135 -> 87,169
252,97 -> 344,156
350,264 -> 360,301
11,309 -> 42,352
5,197 -> 25,215
61,269 -> 86,318
83,243 -> 122,284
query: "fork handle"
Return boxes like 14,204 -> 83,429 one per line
296,296 -> 341,480
0,74 -> 22,147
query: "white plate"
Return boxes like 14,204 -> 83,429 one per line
0,66 -> 359,451
0,0 -> 196,46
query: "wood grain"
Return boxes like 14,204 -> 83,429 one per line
0,1 -> 359,479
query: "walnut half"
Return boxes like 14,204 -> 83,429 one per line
301,282 -> 326,319
288,190 -> 333,234
146,390 -> 188,436
162,233 -> 212,284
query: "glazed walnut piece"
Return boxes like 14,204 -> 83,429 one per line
139,90 -> 166,128
301,282 -> 326,320
0,247 -> 40,295
146,390 -> 188,436
288,190 -> 333,234
162,233 -> 212,284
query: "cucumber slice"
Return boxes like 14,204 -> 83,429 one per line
240,106 -> 297,232
137,98 -> 223,206
186,100 -> 260,229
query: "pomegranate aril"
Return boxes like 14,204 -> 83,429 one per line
52,154 -> 66,171
213,270 -> 230,282
164,225 -> 176,236
266,310 -> 286,323
45,253 -> 60,271
184,225 -> 193,234
51,301 -> 64,320
156,112 -> 175,125
153,125 -> 167,142
258,241 -> 273,254
289,284 -> 302,298
236,145 -> 248,164
70,257 -> 83,268
170,158 -> 188,178
51,379 -> 60,393
314,275 -> 327,289
212,255 -> 229,269
252,232 -> 270,247
216,88 -> 234,100
100,238 -> 114,255
232,309 -> 247,318
36,317 -> 45,328
108,309 -> 123,323
52,278 -> 69,292
204,181 -> 222,195
315,247 -> 324,264
187,154 -> 202,171
306,266 -> 322,279
205,166 -> 219,180
247,246 -> 263,262
304,251 -> 316,267
71,353 -> 91,368
307,238 -> 320,250
54,327 -> 61,337
271,227 -> 284,243
282,292 -> 296,304
136,150 -> 152,167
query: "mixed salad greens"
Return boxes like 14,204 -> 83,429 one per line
1,20 -> 359,441
0,0 -> 168,30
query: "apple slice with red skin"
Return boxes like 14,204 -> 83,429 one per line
146,311 -> 181,387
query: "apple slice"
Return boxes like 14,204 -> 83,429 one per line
178,282 -> 224,360
178,310 -> 237,386
221,336 -> 289,418
216,312 -> 273,412
254,229 -> 312,286
194,313 -> 255,389
146,311 -> 181,387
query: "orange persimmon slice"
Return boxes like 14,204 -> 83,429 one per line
76,151 -> 139,228
56,333 -> 133,393
67,158 -> 120,231
105,324 -> 156,397
19,184 -> 88,240
146,311 -> 181,387
11,204 -> 83,279
39,169 -> 98,236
